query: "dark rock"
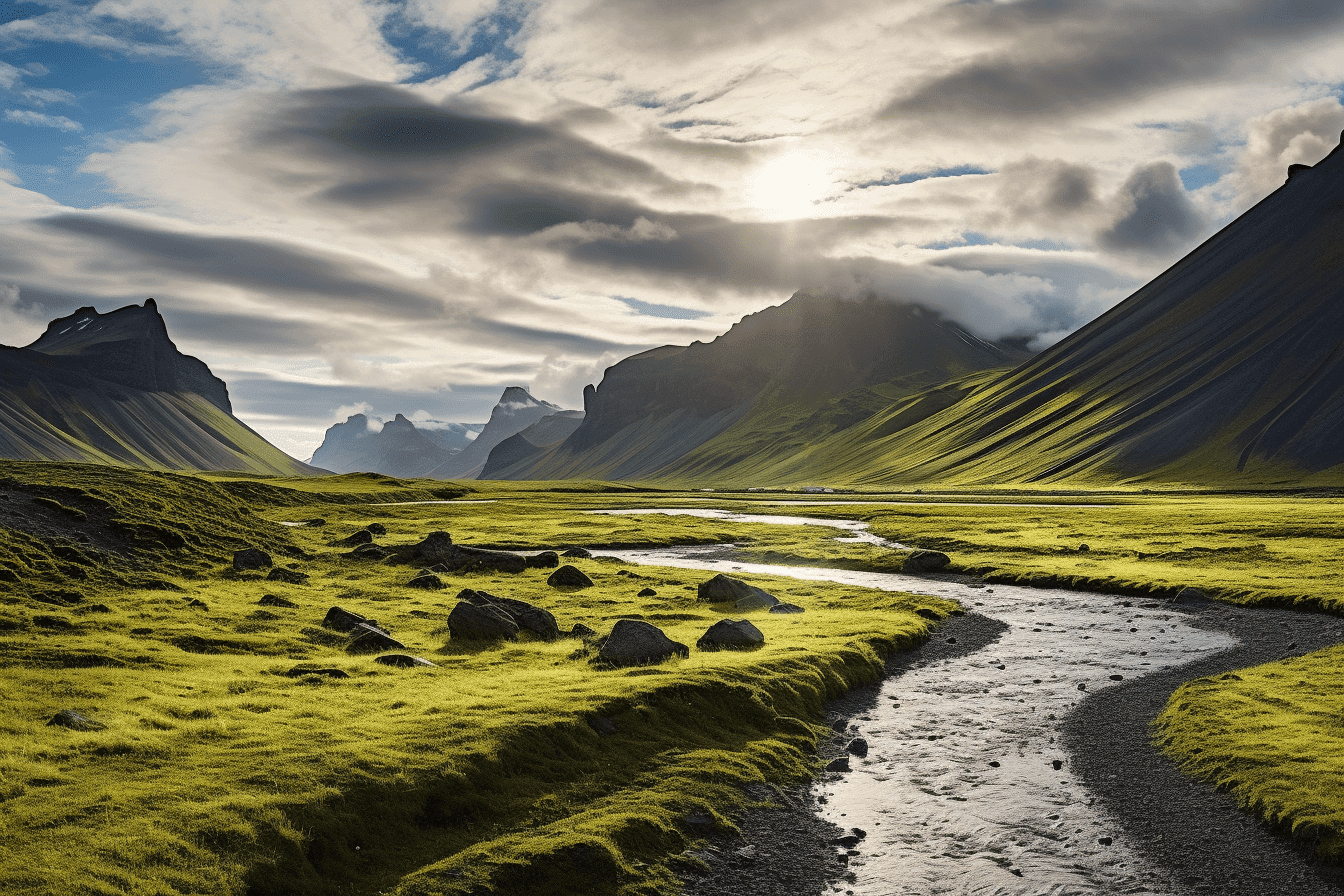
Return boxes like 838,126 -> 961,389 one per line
366,523 -> 387,536
346,629 -> 406,654
902,550 -> 951,573
915,607 -> 943,621
831,834 -> 861,848
374,654 -> 437,668
459,589 -> 561,641
548,565 -> 594,589
249,610 -> 280,621
1052,759 -> 1064,770
697,574 -> 777,608
526,551 -> 560,568
186,599 -> 208,610
570,622 -> 598,640
259,594 -> 298,608
1109,674 -> 1124,681
33,615 -> 75,629
637,587 -> 657,597
322,606 -> 378,633
769,602 -> 806,614
448,600 -> 519,641
303,518 -> 326,527
346,542 -> 389,561
825,757 -> 850,773
1079,543 -> 1090,552
588,716 -> 618,736
989,761 -> 1001,768
233,548 -> 272,571
846,737 -> 869,758
47,709 -> 106,731
696,619 -> 766,651
561,547 -> 592,558
393,531 -> 455,564
284,666 -> 349,679
595,619 -> 690,668
407,573 -> 444,590
266,567 -> 309,585
1173,587 -> 1211,604
1098,836 -> 1113,846
331,529 -> 373,547
427,544 -> 528,574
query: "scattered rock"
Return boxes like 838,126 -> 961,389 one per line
595,619 -> 689,668
233,548 -> 272,571
259,594 -> 298,609
406,572 -> 444,590
915,607 -> 943,621
697,574 -> 777,607
637,587 -> 657,597
331,529 -> 373,547
526,551 -> 560,568
588,716 -> 618,736
266,567 -> 309,585
1173,587 -> 1211,604
561,547 -> 593,558
1079,543 -> 1091,552
1109,674 -> 1124,681
346,543 -> 390,561
448,600 -> 519,641
902,550 -> 951,574
569,622 -> 598,640
769,602 -> 806,614
322,606 -> 378,633
1052,759 -> 1064,770
346,628 -> 406,654
696,619 -> 766,651
459,589 -> 561,641
365,523 -> 387,536
393,531 -> 455,565
374,654 -> 436,668
1098,836 -> 1113,846
33,615 -> 75,629
846,737 -> 869,758
303,518 -> 326,527
831,834 -> 861,848
548,565 -> 594,589
47,709 -> 106,731
989,760 -> 1001,768
284,665 -> 349,679
186,599 -> 209,610
825,757 -> 850,773
425,544 -> 528,574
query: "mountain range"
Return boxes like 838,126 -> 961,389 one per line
0,299 -> 315,476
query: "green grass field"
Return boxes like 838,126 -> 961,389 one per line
0,463 -> 956,896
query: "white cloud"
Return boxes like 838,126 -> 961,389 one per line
4,109 -> 82,131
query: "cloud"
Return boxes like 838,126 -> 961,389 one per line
4,109 -> 82,131
1098,162 -> 1206,254
0,282 -> 51,346
1228,96 -> 1344,204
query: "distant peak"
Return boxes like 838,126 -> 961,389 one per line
344,413 -> 368,423
144,297 -> 157,309
499,385 -> 537,403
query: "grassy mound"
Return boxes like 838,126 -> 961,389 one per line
0,465 -> 954,895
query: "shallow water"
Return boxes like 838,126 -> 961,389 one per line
588,507 -> 908,549
614,542 -> 1234,896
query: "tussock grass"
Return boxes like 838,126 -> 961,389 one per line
0,463 -> 952,895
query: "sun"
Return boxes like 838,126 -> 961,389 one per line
746,151 -> 838,220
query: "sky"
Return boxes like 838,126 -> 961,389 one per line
1,0 -> 1343,459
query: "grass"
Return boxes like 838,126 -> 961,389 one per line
0,462 -> 955,895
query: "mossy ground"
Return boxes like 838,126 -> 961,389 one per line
0,463 -> 954,896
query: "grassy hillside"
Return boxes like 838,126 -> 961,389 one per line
0,463 -> 955,896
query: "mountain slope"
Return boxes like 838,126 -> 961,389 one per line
0,300 -> 315,476
788,134 -> 1344,487
309,413 -> 484,478
479,410 -> 585,479
497,292 -> 1031,481
428,387 -> 575,479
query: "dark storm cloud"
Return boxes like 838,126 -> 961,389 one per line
460,184 -> 647,236
475,318 -> 633,355
994,158 -> 1100,225
36,214 -> 441,316
225,376 -> 508,425
161,306 -> 354,356
886,0 -> 1344,122
1098,162 -> 1206,254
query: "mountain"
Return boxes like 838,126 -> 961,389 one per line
0,299 -> 315,475
428,387 -> 576,479
490,292 -> 1032,481
309,413 -> 484,478
479,410 -> 586,478
771,132 -> 1344,487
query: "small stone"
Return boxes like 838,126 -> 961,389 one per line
346,629 -> 406,654
902,550 -> 951,574
831,834 -> 861,848
769,602 -> 806,614
259,594 -> 298,608
373,654 -> 436,668
569,622 -> 598,640
916,607 -> 943,621
1173,587 -> 1211,604
1109,674 -> 1124,681
365,523 -> 387,535
1052,759 -> 1064,770
186,599 -> 208,610
266,567 -> 309,585
845,737 -> 869,757
561,547 -> 593,558
947,637 -> 958,644
331,529 -> 373,547
697,574 -> 777,607
1077,682 -> 1087,691
989,760 -> 1001,767
637,587 -> 657,597
526,551 -> 560,569
548,565 -> 594,589
1078,543 -> 1090,552
825,757 -> 851,773
284,666 -> 349,679
323,606 -> 377,633
47,709 -> 106,731
1098,836 -> 1113,846
233,548 -> 272,571
696,619 -> 765,651
406,573 -> 444,590
346,542 -> 390,561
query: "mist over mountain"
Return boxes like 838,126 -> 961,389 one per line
0,300 -> 315,475
430,387 -> 577,480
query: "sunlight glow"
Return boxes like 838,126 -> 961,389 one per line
746,151 -> 838,220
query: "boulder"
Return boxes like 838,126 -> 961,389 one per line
548,565 -> 594,589
374,654 -> 437,668
322,606 -> 378,633
266,567 -> 309,585
47,709 -> 106,731
824,756 -> 850,773
448,600 -> 519,641
259,594 -> 298,609
284,665 -> 349,679
407,572 -> 444,590
366,523 -> 387,536
233,548 -> 272,571
346,543 -> 390,561
596,619 -> 689,668
331,529 -> 373,547
570,622 -> 598,640
561,547 -> 593,558
526,551 -> 560,568
393,531 -> 455,565
697,574 -> 777,608
346,629 -> 406,654
424,545 -> 527,574
902,550 -> 951,574
1173,587 -> 1212,604
696,619 -> 765,651
637,587 -> 657,597
846,737 -> 869,757
459,589 -> 560,641
769,603 -> 806,614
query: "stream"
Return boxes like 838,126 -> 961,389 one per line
608,509 -> 1239,896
